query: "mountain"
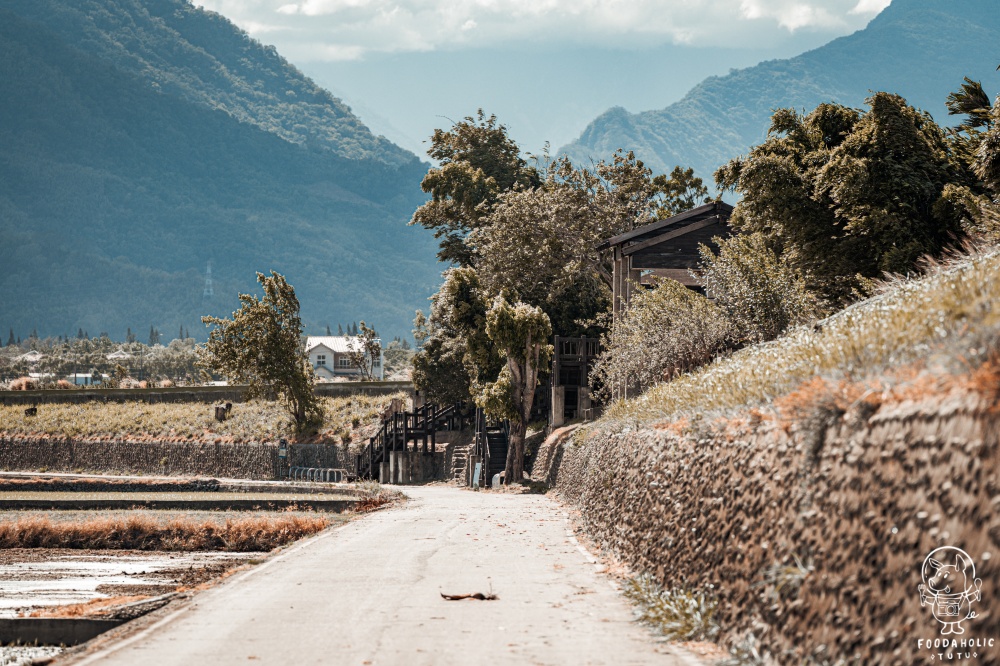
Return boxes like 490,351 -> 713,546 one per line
0,0 -> 440,342
560,0 -> 1000,181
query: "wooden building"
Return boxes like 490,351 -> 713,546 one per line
597,201 -> 734,320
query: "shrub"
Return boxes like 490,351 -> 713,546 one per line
699,232 -> 825,345
623,575 -> 719,642
591,279 -> 731,399
9,376 -> 36,391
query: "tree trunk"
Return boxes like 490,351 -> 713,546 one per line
504,338 -> 540,484
505,418 -> 527,483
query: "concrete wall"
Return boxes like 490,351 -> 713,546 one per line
380,431 -> 471,485
536,391 -> 1000,664
0,437 -> 350,480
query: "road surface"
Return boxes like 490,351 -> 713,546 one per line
74,486 -> 690,665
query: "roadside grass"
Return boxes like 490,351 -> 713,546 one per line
623,575 -> 719,642
0,514 -> 330,551
607,246 -> 1000,425
352,481 -> 405,512
0,393 -> 407,444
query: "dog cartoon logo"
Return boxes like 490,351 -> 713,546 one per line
919,547 -> 983,635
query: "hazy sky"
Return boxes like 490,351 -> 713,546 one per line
196,0 -> 892,157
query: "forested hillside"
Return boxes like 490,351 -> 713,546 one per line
0,1 -> 438,340
561,0 -> 1000,180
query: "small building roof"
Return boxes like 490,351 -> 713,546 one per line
16,350 -> 44,362
106,350 -> 131,360
305,336 -> 360,354
596,201 -> 734,252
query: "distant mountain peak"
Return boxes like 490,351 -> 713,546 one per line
560,0 -> 1000,180
4,0 -> 418,167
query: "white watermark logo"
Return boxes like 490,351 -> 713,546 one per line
919,547 -> 983,636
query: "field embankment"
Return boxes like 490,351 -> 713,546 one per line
538,248 -> 1000,664
0,394 -> 404,478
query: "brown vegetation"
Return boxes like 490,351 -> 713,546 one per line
0,393 -> 406,447
0,514 -> 329,551
9,376 -> 37,391
28,595 -> 150,618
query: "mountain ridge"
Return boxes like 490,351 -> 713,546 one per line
0,2 -> 438,341
561,0 -> 1000,180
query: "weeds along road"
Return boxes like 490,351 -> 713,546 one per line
73,486 -> 687,666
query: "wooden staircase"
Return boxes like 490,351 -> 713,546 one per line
472,408 -> 510,486
355,403 -> 466,481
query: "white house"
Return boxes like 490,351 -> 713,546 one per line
305,336 -> 384,381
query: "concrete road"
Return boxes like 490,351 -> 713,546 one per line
74,486 -> 690,666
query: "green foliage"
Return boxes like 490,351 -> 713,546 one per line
200,272 -> 321,429
411,110 -> 541,265
591,279 -> 731,400
410,268 -> 499,405
471,180 -> 609,337
716,94 -> 967,304
651,166 -> 711,219
699,233 -> 826,346
0,335 -> 200,384
476,294 -> 552,482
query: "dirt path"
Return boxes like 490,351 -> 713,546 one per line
71,486 -> 690,665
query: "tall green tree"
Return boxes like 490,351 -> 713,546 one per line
476,295 -> 552,483
199,271 -> 321,430
410,110 -> 541,266
716,94 -> 967,303
652,166 -> 711,219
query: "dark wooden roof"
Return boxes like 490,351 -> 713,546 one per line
596,201 -> 734,252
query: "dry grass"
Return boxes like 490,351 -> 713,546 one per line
607,246 -> 1000,425
0,393 -> 407,444
0,514 -> 329,551
352,481 -> 404,513
28,596 -> 150,618
623,575 -> 719,642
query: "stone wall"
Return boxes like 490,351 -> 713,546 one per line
0,430 -> 472,483
538,392 -> 1000,664
0,437 -> 350,480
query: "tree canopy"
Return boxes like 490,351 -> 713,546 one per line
200,271 -> 321,429
716,93 -> 968,303
410,110 -> 541,265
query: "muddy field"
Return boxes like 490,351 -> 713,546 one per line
0,547 -> 252,618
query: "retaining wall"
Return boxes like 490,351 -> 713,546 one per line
0,437 -> 348,480
537,391 -> 1000,664
0,430 -> 471,482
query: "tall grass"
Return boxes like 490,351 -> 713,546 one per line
609,247 -> 1000,424
0,514 -> 329,551
0,393 -> 406,444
